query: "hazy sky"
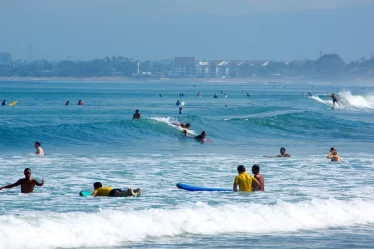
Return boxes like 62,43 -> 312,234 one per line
1,0 -> 373,62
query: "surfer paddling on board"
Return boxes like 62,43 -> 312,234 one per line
233,165 -> 260,192
329,93 -> 340,107
264,147 -> 291,158
91,182 -> 141,197
0,168 -> 44,193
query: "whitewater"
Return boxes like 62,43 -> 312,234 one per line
0,80 -> 374,249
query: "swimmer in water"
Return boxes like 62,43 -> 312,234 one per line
133,109 -> 141,119
194,131 -> 206,141
77,100 -> 83,105
65,100 -> 70,105
329,93 -> 340,107
264,147 -> 291,158
2,99 -> 6,106
251,164 -> 264,191
233,165 -> 260,192
34,141 -> 44,156
0,168 -> 44,193
327,147 -> 342,162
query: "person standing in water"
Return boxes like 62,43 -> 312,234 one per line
327,147 -> 342,162
179,107 -> 183,114
133,109 -> 141,119
233,165 -> 260,192
0,168 -> 44,193
2,99 -> 6,106
251,164 -> 264,191
34,141 -> 44,156
77,100 -> 84,105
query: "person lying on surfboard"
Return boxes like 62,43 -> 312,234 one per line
0,168 -> 44,193
91,182 -> 141,197
174,123 -> 190,129
263,147 -> 291,158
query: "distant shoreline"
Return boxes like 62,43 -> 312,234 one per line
0,76 -> 373,85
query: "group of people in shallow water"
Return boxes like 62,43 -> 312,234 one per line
0,91 -> 343,195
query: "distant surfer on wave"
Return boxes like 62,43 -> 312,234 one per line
175,123 -> 190,130
91,182 -> 141,197
133,109 -> 141,119
264,147 -> 291,158
0,168 -> 44,193
329,93 -> 340,107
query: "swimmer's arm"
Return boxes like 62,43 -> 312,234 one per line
34,179 -> 44,187
91,190 -> 98,197
233,183 -> 238,192
0,179 -> 21,190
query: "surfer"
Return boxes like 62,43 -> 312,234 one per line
264,147 -> 291,158
133,109 -> 141,119
176,100 -> 181,106
77,100 -> 83,105
174,123 -> 190,129
65,100 -> 70,105
329,93 -> 340,107
233,165 -> 260,192
179,107 -> 183,114
1,99 -> 6,106
213,94 -> 218,98
34,141 -> 44,156
194,131 -> 206,141
0,168 -> 44,193
327,147 -> 342,162
251,164 -> 264,191
91,182 -> 141,197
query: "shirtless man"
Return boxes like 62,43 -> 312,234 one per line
35,141 -> 44,155
133,109 -> 141,119
0,168 -> 44,193
264,147 -> 291,158
251,164 -> 264,191
327,147 -> 342,162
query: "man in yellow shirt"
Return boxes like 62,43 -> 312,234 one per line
91,182 -> 141,197
233,165 -> 260,192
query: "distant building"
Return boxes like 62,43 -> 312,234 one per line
170,57 -> 196,78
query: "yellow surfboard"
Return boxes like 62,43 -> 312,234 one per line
9,101 -> 17,106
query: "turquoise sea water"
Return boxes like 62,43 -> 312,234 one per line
0,80 -> 374,249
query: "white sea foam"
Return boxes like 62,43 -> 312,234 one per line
1,199 -> 374,249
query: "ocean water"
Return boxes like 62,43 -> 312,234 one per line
0,79 -> 374,249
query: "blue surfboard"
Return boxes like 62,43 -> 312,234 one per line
176,183 -> 232,192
